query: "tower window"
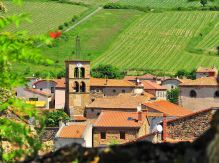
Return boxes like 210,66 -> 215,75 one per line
80,81 -> 86,92
74,67 -> 79,78
80,67 -> 85,78
73,82 -> 79,92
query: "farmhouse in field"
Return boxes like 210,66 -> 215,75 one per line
196,65 -> 218,79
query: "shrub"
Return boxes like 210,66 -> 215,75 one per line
64,22 -> 69,27
58,25 -> 64,30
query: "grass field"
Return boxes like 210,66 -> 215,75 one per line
2,1 -> 87,35
117,0 -> 219,8
11,9 -> 145,74
92,11 -> 219,72
69,0 -> 111,6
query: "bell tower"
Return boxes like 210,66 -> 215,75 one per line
65,60 -> 90,120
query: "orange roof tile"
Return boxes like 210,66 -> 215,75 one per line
87,93 -> 150,109
90,78 -> 138,87
196,67 -> 217,72
120,131 -> 158,145
162,78 -> 191,84
163,140 -> 193,143
143,100 -> 192,116
58,125 -> 87,138
24,88 -> 51,96
148,113 -> 163,117
141,80 -> 167,90
144,92 -> 156,99
179,77 -> 217,86
74,115 -> 86,121
93,111 -> 148,127
33,79 -> 61,86
55,78 -> 65,88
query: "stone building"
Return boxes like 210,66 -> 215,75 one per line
179,76 -> 219,112
161,77 -> 191,91
196,65 -> 218,79
158,107 -> 218,142
141,80 -> 167,101
86,92 -> 152,121
92,110 -> 150,147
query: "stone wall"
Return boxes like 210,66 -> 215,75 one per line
41,127 -> 59,144
179,86 -> 219,112
138,117 -> 150,137
93,127 -> 137,147
161,79 -> 181,91
90,87 -> 104,100
166,109 -> 215,141
103,87 -> 134,98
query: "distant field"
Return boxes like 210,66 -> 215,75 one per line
117,0 -> 218,8
2,1 -> 87,35
70,0 -> 111,6
92,11 -> 219,72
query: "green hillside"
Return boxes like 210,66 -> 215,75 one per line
92,11 -> 219,72
69,0 -> 111,6
117,0 -> 219,7
2,1 -> 87,35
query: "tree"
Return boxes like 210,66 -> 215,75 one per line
167,87 -> 179,103
175,69 -> 196,80
91,64 -> 124,79
0,0 -> 53,161
45,109 -> 70,127
200,0 -> 207,6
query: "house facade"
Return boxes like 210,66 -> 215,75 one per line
92,110 -> 150,147
196,66 -> 218,79
161,77 -> 191,91
179,77 -> 219,112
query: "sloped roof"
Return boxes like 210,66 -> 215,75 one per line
86,93 -> 150,109
141,80 -> 167,90
143,100 -> 192,116
74,115 -> 86,121
24,88 -> 51,96
58,125 -> 87,138
55,78 -> 65,88
120,131 -> 158,145
162,78 -> 191,84
196,67 -> 217,73
144,92 -> 156,99
179,77 -> 217,86
124,74 -> 155,81
93,111 -> 148,127
33,79 -> 61,86
90,78 -> 138,87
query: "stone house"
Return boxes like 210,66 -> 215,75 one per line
142,100 -> 193,132
55,120 -> 92,149
17,77 -> 37,98
86,92 -> 152,121
161,77 -> 191,91
196,65 -> 217,79
179,76 -> 219,112
141,80 -> 167,101
158,107 -> 218,142
92,110 -> 150,147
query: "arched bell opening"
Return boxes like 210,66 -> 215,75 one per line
73,81 -> 79,92
80,81 -> 86,92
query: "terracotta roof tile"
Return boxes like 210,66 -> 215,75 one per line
120,131 -> 158,145
144,92 -> 156,99
143,100 -> 192,116
162,78 -> 191,84
148,113 -> 163,117
179,77 -> 217,86
33,79 -> 61,86
24,88 -> 51,96
90,78 -> 137,87
55,78 -> 65,88
93,111 -> 148,127
74,115 -> 86,121
58,125 -> 87,138
87,93 -> 150,109
196,67 -> 217,72
142,80 -> 167,90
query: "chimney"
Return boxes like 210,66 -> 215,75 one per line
52,77 -> 54,80
59,116 -> 62,128
39,75 -> 41,80
135,77 -> 139,86
163,75 -> 166,81
153,75 -> 157,83
138,111 -> 143,123
183,76 -> 187,80
106,75 -> 108,85
65,119 -> 69,126
163,114 -> 167,142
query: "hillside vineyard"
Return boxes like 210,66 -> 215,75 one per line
92,12 -> 219,72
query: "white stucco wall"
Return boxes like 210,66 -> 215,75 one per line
35,81 -> 57,95
55,138 -> 84,150
82,123 -> 92,148
179,86 -> 219,112
55,88 -> 65,109
155,90 -> 167,101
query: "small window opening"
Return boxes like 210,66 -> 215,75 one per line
92,99 -> 95,102
91,109 -> 94,112
74,67 -> 79,78
29,98 -> 38,101
113,89 -> 116,93
73,81 -> 79,92
80,67 -> 85,78
101,132 -> 106,139
122,90 -> 125,93
51,87 -> 54,93
96,113 -> 100,117
80,82 -> 86,92
40,88 -> 42,91
190,90 -> 197,98
215,91 -> 219,98
120,132 -> 125,139
127,117 -> 132,120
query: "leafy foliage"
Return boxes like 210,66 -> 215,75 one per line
45,109 -> 70,127
175,69 -> 196,80
167,87 -> 179,103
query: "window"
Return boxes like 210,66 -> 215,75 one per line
73,82 -> 79,92
215,91 -> 219,98
190,90 -> 197,98
100,132 -> 106,139
157,92 -> 159,97
91,109 -> 94,112
163,92 -> 164,97
122,90 -> 125,93
80,67 -> 85,78
91,99 -> 95,102
120,132 -> 125,139
74,68 -> 79,78
96,113 -> 100,117
51,87 -> 54,93
113,89 -> 116,93
171,86 -> 174,89
40,88 -> 42,91
29,98 -> 38,101
80,82 -> 86,92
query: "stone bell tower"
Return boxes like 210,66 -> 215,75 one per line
65,60 -> 90,120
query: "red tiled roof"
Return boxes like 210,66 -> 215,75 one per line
74,115 -> 86,121
33,79 -> 61,86
87,93 -> 150,109
179,77 -> 217,86
124,74 -> 155,81
143,100 -> 192,116
55,78 -> 65,88
162,140 -> 193,143
90,78 -> 138,87
24,88 -> 51,96
142,80 -> 167,90
9,107 -> 29,124
144,92 -> 156,99
58,125 -> 87,138
148,113 -> 163,117
162,78 -> 191,84
159,107 -> 215,124
93,111 -> 148,127
120,131 -> 158,145
196,67 -> 217,72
